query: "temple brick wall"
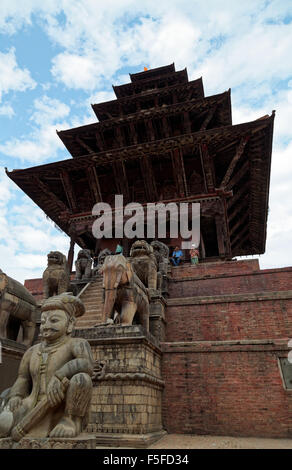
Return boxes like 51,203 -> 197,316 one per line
166,296 -> 292,342
170,259 -> 261,278
161,343 -> 292,437
169,269 -> 292,297
161,259 -> 292,437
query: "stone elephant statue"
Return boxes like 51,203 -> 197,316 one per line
0,271 -> 37,346
99,254 -> 150,330
75,249 -> 92,280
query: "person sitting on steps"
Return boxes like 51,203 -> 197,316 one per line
170,246 -> 183,267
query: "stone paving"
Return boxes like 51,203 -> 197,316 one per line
148,433 -> 292,449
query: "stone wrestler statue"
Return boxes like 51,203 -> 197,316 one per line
0,293 -> 94,441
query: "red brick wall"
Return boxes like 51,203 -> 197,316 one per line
162,344 -> 292,437
162,259 -> 292,437
165,297 -> 292,342
169,266 -> 292,297
171,259 -> 260,279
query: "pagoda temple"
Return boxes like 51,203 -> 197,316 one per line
7,65 -> 292,446
7,63 -> 274,269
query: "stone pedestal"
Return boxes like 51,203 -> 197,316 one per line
0,434 -> 96,449
149,294 -> 166,342
75,325 -> 166,447
0,339 -> 26,394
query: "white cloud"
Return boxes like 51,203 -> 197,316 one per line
194,23 -> 292,97
31,95 -> 70,125
0,48 -> 36,102
0,166 -> 70,283
0,103 -> 14,117
0,0 -> 61,34
0,95 -> 70,163
51,53 -> 104,90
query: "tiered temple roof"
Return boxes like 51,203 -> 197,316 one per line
7,63 -> 274,265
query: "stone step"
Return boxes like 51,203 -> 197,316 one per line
84,301 -> 103,305
83,311 -> 103,316
84,304 -> 103,308
85,304 -> 103,308
83,293 -> 103,298
77,316 -> 101,323
82,289 -> 102,296
81,295 -> 103,301
82,295 -> 103,300
76,321 -> 100,328
82,292 -> 103,297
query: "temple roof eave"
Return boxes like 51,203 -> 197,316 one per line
58,90 -> 232,159
92,77 -> 205,121
9,113 -> 274,176
6,113 -> 274,257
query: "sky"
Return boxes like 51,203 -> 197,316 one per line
0,0 -> 292,283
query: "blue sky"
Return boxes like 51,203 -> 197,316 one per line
0,0 -> 291,282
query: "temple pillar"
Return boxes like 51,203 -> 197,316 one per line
67,237 -> 75,273
215,215 -> 226,257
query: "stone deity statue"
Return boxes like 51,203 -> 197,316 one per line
0,293 -> 94,441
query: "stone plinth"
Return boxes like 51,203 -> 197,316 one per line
75,325 -> 165,447
0,339 -> 27,394
149,294 -> 166,342
0,434 -> 96,449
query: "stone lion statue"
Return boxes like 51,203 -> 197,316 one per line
75,249 -> 92,280
42,251 -> 70,299
151,240 -> 169,274
129,240 -> 158,292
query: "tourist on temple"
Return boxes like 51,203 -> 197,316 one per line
189,245 -> 199,265
170,246 -> 183,266
115,241 -> 123,255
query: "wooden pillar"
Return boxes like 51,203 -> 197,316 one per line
123,238 -> 129,257
200,231 -> 206,259
215,215 -> 225,257
67,237 -> 75,274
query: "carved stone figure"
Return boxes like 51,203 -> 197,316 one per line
0,293 -> 95,441
151,240 -> 169,266
97,248 -> 112,266
150,240 -> 169,293
151,240 -> 169,274
99,254 -> 150,330
75,249 -> 92,280
0,271 -> 37,346
130,240 -> 158,292
43,251 -> 70,299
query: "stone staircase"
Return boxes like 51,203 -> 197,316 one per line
75,274 -> 104,329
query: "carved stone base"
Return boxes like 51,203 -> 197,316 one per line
96,430 -> 167,448
75,326 -> 166,444
0,434 -> 96,449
